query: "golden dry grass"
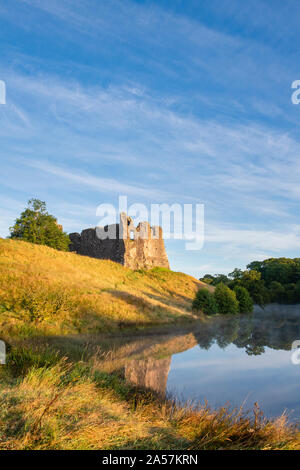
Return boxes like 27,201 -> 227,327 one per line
0,239 -> 210,337
0,239 -> 299,450
0,358 -> 299,450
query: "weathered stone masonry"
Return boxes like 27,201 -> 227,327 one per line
69,213 -> 170,270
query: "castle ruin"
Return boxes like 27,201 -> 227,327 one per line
69,213 -> 170,270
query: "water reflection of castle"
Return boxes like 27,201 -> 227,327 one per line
125,358 -> 171,395
121,305 -> 300,396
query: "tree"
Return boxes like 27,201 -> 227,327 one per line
262,258 -> 295,284
293,281 -> 300,303
247,261 -> 263,272
240,270 -> 269,306
192,288 -> 218,315
234,286 -> 253,313
199,256 -> 300,307
214,283 -> 239,315
212,274 -> 230,286
10,199 -> 70,251
228,268 -> 243,280
200,274 -> 214,285
269,281 -> 285,303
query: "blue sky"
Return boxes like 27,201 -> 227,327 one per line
1,0 -> 300,277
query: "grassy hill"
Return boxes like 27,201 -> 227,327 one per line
0,238 -> 212,337
0,239 -> 298,450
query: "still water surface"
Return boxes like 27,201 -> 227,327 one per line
104,305 -> 300,420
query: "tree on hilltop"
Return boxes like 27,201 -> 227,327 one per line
10,198 -> 70,251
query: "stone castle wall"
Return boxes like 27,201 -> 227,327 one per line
69,213 -> 170,270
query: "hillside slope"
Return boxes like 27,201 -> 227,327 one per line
0,239 -> 298,451
0,239 -> 211,336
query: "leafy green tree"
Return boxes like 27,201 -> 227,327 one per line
284,283 -> 297,304
291,260 -> 300,284
228,268 -> 243,280
212,274 -> 230,286
200,256 -> 300,306
235,270 -> 269,307
200,274 -> 215,285
200,274 -> 230,286
242,269 -> 261,282
293,281 -> 300,303
269,281 -> 285,303
192,288 -> 218,315
10,199 -> 70,251
248,258 -> 300,287
234,286 -> 253,313
214,283 -> 239,315
247,261 -> 263,272
262,258 -> 294,284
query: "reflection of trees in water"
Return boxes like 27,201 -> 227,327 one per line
194,307 -> 300,356
114,306 -> 300,395
216,317 -> 240,349
194,316 -> 240,351
245,345 -> 265,356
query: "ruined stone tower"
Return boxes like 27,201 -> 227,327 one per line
69,213 -> 170,270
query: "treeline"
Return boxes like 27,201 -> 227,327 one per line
193,283 -> 253,315
200,258 -> 300,306
192,308 -> 300,355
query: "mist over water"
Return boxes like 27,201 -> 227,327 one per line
100,305 -> 300,421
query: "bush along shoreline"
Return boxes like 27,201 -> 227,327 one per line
200,258 -> 300,307
193,283 -> 254,315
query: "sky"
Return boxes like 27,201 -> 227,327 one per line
1,0 -> 300,277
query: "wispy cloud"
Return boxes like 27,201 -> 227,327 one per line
1,0 -> 300,273
27,160 -> 171,200
205,224 -> 300,253
1,69 -> 300,231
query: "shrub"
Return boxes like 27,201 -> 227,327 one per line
214,283 -> 239,315
234,286 -> 253,313
10,198 -> 70,251
1,278 -> 74,322
192,288 -> 218,314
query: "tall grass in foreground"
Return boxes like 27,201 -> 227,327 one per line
0,239 -> 299,450
0,349 -> 298,450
